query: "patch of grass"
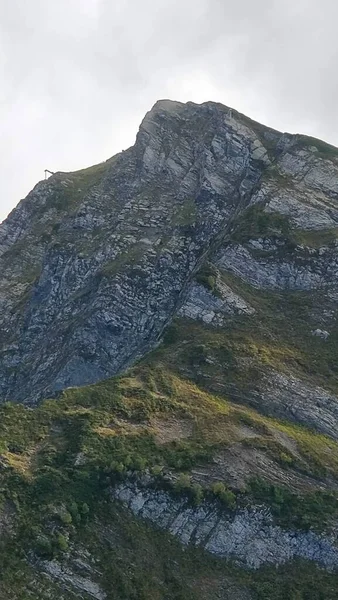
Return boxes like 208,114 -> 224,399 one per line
193,270 -> 338,392
100,243 -> 148,277
231,204 -> 290,244
173,198 -> 197,226
275,421 -> 338,478
229,198 -> 338,256
295,134 -> 338,160
195,262 -> 222,296
291,228 -> 338,248
247,477 -> 338,531
49,161 -> 110,211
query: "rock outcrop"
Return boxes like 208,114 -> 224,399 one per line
114,482 -> 338,570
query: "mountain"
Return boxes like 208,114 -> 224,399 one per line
1,100 -> 338,598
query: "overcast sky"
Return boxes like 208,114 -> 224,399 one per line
1,0 -> 338,222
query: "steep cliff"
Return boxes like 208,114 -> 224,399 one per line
2,100 -> 338,599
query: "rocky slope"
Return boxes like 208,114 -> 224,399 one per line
2,99 -> 338,598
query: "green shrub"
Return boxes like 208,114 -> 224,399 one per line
279,452 -> 294,466
163,324 -> 180,345
60,510 -> 72,525
68,501 -> 81,525
110,461 -> 126,475
174,473 -> 191,493
190,483 -> 204,505
131,456 -> 148,472
195,263 -> 218,293
188,345 -> 208,366
55,533 -> 68,553
212,482 -> 236,509
151,465 -> 163,477
80,502 -> 90,516
247,478 -> 338,530
34,535 -> 53,559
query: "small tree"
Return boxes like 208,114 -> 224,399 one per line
34,535 -> 53,559
80,502 -> 90,516
68,501 -> 80,524
190,483 -> 204,506
60,510 -> 72,525
174,473 -> 191,494
56,533 -> 69,553
212,482 -> 236,509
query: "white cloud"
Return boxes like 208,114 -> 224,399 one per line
1,0 -> 338,222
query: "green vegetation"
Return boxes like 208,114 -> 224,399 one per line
230,203 -> 338,254
100,243 -> 148,277
1,364 -> 338,532
291,227 -> 338,248
295,134 -> 338,160
211,482 -> 236,508
3,501 -> 338,600
173,198 -> 197,226
195,262 -> 219,294
159,265 -> 338,396
0,159 -> 114,288
248,478 -> 338,531
231,204 -> 290,244
49,161 -> 111,212
1,350 -> 338,595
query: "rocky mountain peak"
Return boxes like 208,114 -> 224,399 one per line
1,100 -> 338,407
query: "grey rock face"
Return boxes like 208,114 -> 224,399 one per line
254,370 -> 338,440
178,282 -> 254,325
42,560 -> 106,600
216,242 -> 338,290
312,328 -> 330,340
1,99 -> 338,403
114,482 -> 338,569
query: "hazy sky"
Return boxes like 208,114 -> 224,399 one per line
1,0 -> 338,222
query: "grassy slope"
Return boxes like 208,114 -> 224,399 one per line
1,353 -> 338,598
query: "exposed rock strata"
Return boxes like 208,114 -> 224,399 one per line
114,482 -> 338,570
178,282 -> 254,325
